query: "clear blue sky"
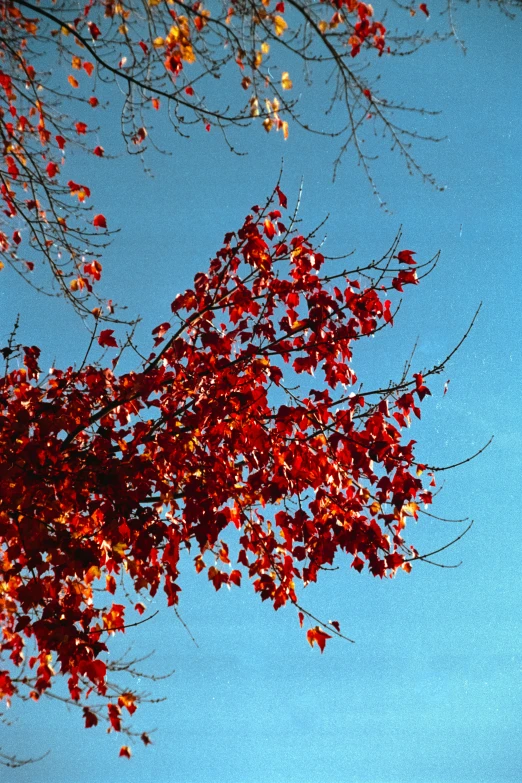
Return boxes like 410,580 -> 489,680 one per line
3,4 -> 522,782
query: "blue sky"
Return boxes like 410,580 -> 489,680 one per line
2,3 -> 522,782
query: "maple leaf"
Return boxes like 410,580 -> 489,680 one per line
397,249 -> 416,265
275,186 -> 288,208
93,214 -> 107,229
98,329 -> 118,348
88,21 -> 101,39
306,626 -> 332,653
118,693 -> 137,715
119,745 -> 131,759
46,161 -> 59,178
83,707 -> 98,728
68,180 -> 91,202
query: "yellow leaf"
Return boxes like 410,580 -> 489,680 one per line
318,19 -> 328,34
153,36 -> 165,47
282,120 -> 289,139
261,42 -> 270,54
281,71 -> 292,90
273,15 -> 287,36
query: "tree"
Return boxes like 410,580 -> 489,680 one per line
2,0 -> 514,313
1,188 -> 485,757
0,0 -> 508,765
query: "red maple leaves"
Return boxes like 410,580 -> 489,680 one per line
0,190 -> 436,747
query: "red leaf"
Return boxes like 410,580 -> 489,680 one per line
397,249 -> 416,265
108,703 -> 122,731
419,3 -> 430,16
46,161 -> 59,178
119,745 -> 131,759
75,122 -> 88,135
151,321 -> 171,340
83,707 -> 98,728
85,659 -> 107,684
306,626 -> 332,653
263,219 -> 276,240
93,145 -> 104,157
275,185 -> 287,208
98,329 -> 118,348
93,214 -> 107,229
88,21 -> 101,39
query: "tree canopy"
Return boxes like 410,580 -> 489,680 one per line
0,0 -> 515,767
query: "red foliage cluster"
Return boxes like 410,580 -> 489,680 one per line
0,190 -> 433,739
